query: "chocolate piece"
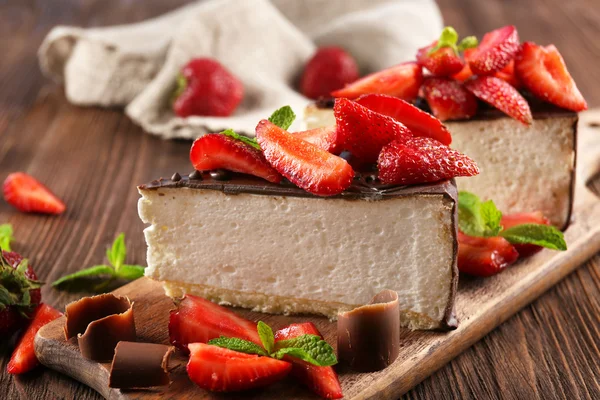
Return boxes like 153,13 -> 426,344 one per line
337,290 -> 400,372
64,294 -> 136,361
171,172 -> 181,182
210,169 -> 231,181
109,342 -> 174,389
188,170 -> 203,180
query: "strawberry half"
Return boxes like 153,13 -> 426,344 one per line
275,323 -> 343,399
3,173 -> 66,215
501,211 -> 551,257
187,343 -> 292,392
378,137 -> 479,185
493,60 -> 522,89
331,62 -> 423,102
416,41 -> 464,77
255,120 -> 354,197
421,78 -> 478,121
465,76 -> 532,125
190,133 -> 282,183
292,126 -> 341,154
169,294 -> 261,352
468,25 -> 520,75
7,303 -> 62,374
333,97 -> 413,165
458,232 -> 519,277
515,42 -> 587,112
356,94 -> 452,145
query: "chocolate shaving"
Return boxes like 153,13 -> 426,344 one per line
64,294 -> 136,361
109,342 -> 174,389
337,289 -> 400,372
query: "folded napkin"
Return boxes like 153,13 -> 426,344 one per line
39,0 -> 442,139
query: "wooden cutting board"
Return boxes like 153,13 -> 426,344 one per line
34,112 -> 600,400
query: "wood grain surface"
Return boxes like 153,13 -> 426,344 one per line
1,0 -> 600,399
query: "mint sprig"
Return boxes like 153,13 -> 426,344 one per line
52,233 -> 145,291
0,224 -> 14,252
208,321 -> 337,367
268,106 -> 296,130
458,191 -> 567,251
221,129 -> 260,150
428,26 -> 478,56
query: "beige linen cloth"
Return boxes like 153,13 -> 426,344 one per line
38,0 -> 442,139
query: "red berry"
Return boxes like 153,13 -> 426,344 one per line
3,173 -> 66,215
187,343 -> 292,392
190,134 -> 282,183
515,42 -> 587,112
500,211 -> 551,257
173,58 -> 244,117
377,137 -> 479,185
333,97 -> 412,165
292,126 -> 341,154
465,76 -> 532,125
255,120 -> 354,197
468,25 -> 520,75
493,60 -> 522,89
300,47 -> 359,100
169,294 -> 261,352
356,94 -> 452,145
7,304 -> 62,375
416,41 -> 464,76
275,323 -> 343,399
458,232 -> 519,277
421,78 -> 478,121
331,62 -> 423,102
451,48 -> 476,82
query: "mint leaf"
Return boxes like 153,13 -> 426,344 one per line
458,191 -> 502,237
0,224 -> 14,252
257,321 -> 275,354
458,36 -> 478,51
500,224 -> 567,251
208,336 -> 267,356
107,233 -> 126,271
268,106 -> 296,130
117,264 -> 145,280
52,265 -> 116,287
221,129 -> 260,150
274,334 -> 337,367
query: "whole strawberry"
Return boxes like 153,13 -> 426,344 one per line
300,47 -> 360,100
173,58 -> 244,118
0,251 -> 42,336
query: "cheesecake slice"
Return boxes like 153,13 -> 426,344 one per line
138,174 -> 459,330
304,101 -> 577,229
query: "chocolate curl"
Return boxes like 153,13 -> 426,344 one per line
64,294 -> 136,361
109,342 -> 175,389
337,289 -> 400,372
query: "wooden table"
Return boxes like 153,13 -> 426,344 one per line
1,1 -> 599,399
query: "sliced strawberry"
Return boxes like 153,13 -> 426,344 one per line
458,232 -> 519,277
255,120 -> 354,197
169,294 -> 261,352
7,304 -> 62,374
190,134 -> 282,183
501,211 -> 551,258
421,78 -> 478,121
468,25 -> 520,75
451,48 -> 476,82
275,323 -> 343,399
333,97 -> 412,164
416,41 -> 464,77
515,42 -> 587,112
292,126 -> 341,154
378,137 -> 479,185
187,343 -> 292,392
331,62 -> 423,102
465,76 -> 532,125
3,173 -> 66,215
494,60 -> 521,89
356,94 -> 452,145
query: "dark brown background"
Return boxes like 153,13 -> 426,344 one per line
1,0 -> 599,399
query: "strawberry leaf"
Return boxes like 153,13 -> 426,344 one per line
0,224 -> 14,252
500,223 -> 567,250
208,336 -> 267,356
257,321 -> 275,354
458,36 -> 478,52
268,106 -> 296,131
